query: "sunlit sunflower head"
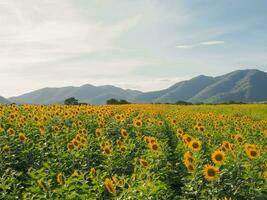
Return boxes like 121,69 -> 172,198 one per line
189,140 -> 201,152
3,145 -> 11,153
139,159 -> 149,168
222,141 -> 231,150
134,120 -> 142,128
246,148 -> 260,159
72,139 -> 79,147
120,145 -> 127,152
203,164 -> 220,182
90,168 -> 96,176
183,134 -> 192,145
67,143 -> 74,151
263,171 -> 267,180
103,146 -> 112,155
234,134 -> 244,144
56,173 -> 64,185
244,143 -> 257,152
19,132 -> 27,142
149,142 -> 160,151
183,151 -> 195,166
211,150 -> 226,165
95,128 -> 103,137
7,128 -> 15,136
71,170 -> 80,177
120,129 -> 129,139
185,163 -> 195,172
104,178 -> 116,195
144,136 -> 150,144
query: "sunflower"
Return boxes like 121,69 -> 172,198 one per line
244,144 -> 257,151
67,143 -> 74,151
56,173 -> 64,185
203,164 -> 219,181
222,141 -> 231,151
158,121 -> 164,126
246,148 -> 260,159
37,180 -> 47,191
103,146 -> 112,155
112,176 -> 119,184
120,145 -> 127,152
72,170 -> 80,177
149,142 -> 160,151
3,145 -> 11,153
140,159 -> 149,168
234,134 -> 244,144
185,163 -> 195,172
95,128 -> 103,137
120,129 -> 129,139
104,178 -> 116,195
90,168 -> 96,176
19,132 -> 27,142
0,126 -> 4,133
133,120 -> 142,128
211,150 -> 226,165
183,152 -> 194,166
72,139 -> 79,147
7,128 -> 15,136
9,113 -> 16,121
263,171 -> 267,180
189,140 -> 201,152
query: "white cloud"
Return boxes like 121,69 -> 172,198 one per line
176,40 -> 225,49
176,45 -> 194,49
199,40 -> 225,45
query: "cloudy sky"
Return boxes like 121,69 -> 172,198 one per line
1,0 -> 267,97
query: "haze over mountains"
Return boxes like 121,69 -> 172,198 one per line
3,69 -> 267,104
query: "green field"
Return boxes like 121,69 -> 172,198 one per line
0,104 -> 266,199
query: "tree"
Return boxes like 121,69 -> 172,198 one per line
106,98 -> 119,105
106,98 -> 131,105
64,97 -> 79,105
175,100 -> 193,105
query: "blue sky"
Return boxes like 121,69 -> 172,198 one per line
0,0 -> 267,97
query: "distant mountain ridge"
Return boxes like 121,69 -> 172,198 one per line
0,96 -> 10,104
7,69 -> 267,104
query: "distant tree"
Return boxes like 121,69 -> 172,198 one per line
106,98 -> 119,105
106,98 -> 131,105
119,99 -> 131,104
175,100 -> 193,105
64,97 -> 79,105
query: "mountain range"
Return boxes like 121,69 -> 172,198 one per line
0,96 -> 10,104
2,69 -> 267,104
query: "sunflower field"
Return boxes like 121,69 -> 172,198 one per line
0,104 -> 266,199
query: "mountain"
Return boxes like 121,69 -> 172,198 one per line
0,96 -> 10,104
134,69 -> 267,103
9,69 -> 267,104
133,75 -> 215,103
9,84 -> 142,104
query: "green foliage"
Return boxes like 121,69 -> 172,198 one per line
0,104 -> 266,199
64,97 -> 79,105
106,98 -> 131,105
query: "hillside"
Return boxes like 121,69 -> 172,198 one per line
0,96 -> 10,104
8,69 -> 267,104
9,85 -> 142,104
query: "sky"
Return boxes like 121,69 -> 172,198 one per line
0,0 -> 267,97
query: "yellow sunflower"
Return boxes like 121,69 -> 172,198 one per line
211,150 -> 226,165
104,178 -> 116,195
203,164 -> 219,181
189,140 -> 201,152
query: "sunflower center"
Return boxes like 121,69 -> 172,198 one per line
193,143 -> 199,148
207,169 -> 216,176
215,154 -> 223,161
250,150 -> 257,157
